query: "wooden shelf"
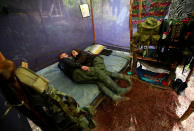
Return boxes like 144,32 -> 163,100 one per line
130,54 -> 158,61
131,75 -> 169,90
130,52 -> 174,87
131,54 -> 176,67
136,55 -> 159,62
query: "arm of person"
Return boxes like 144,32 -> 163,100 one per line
59,58 -> 82,68
76,52 -> 88,65
59,58 -> 91,72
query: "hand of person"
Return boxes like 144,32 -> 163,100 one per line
81,66 -> 90,71
59,53 -> 69,59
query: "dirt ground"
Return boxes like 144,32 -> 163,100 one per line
93,73 -> 194,131
28,73 -> 194,131
173,73 -> 194,131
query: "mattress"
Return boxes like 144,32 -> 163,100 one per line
37,50 -> 130,107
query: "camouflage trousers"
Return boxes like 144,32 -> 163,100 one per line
72,56 -> 131,100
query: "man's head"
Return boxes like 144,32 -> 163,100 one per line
59,53 -> 69,59
71,50 -> 79,57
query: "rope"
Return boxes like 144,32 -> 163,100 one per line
0,101 -> 24,122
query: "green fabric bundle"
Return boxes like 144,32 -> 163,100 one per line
15,67 -> 96,130
133,17 -> 161,46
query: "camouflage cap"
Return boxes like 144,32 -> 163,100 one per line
141,17 -> 161,29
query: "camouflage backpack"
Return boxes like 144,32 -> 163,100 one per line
15,67 -> 96,130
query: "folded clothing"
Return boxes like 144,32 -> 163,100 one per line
137,61 -> 170,74
100,49 -> 113,56
136,66 -> 169,86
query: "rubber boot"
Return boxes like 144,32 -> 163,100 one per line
107,71 -> 132,84
97,82 -> 127,101
100,74 -> 131,94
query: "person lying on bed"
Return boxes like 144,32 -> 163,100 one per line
58,53 -> 130,103
71,49 -> 132,97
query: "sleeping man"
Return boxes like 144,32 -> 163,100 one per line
58,52 -> 132,103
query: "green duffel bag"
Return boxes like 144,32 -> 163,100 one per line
15,67 -> 96,130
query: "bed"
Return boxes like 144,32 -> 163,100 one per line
37,48 -> 130,108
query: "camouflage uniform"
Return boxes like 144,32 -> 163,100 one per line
42,85 -> 96,130
72,56 -> 132,101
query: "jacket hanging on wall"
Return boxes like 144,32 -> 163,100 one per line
157,16 -> 194,64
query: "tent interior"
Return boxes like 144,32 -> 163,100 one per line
0,0 -> 193,130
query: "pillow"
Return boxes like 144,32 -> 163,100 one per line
86,44 -> 105,54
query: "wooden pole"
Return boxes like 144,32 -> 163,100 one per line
179,101 -> 194,121
138,0 -> 143,24
129,0 -> 134,73
90,0 -> 97,44
129,0 -> 134,53
129,0 -> 133,44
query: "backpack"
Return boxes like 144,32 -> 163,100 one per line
15,67 -> 96,130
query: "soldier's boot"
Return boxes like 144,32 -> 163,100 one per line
98,73 -> 131,95
106,71 -> 132,95
108,71 -> 132,84
97,82 -> 130,102
95,70 -> 131,95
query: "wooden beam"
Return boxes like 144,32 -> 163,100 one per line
129,0 -> 133,45
138,0 -> 143,24
0,52 -> 6,62
179,101 -> 194,121
90,0 -> 97,44
132,49 -> 137,74
91,93 -> 106,109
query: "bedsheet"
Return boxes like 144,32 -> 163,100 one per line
37,50 -> 130,107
